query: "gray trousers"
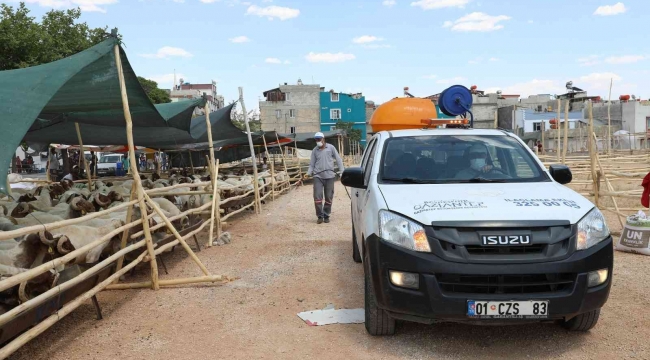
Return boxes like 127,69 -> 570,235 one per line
313,177 -> 335,219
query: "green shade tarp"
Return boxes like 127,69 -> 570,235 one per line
0,33 -> 227,194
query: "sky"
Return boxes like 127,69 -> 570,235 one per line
12,0 -> 650,110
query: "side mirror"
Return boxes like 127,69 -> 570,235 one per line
549,164 -> 572,184
341,167 -> 366,189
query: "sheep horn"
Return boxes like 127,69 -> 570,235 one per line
94,193 -> 110,208
0,204 -> 6,216
56,235 -> 73,255
7,216 -> 17,225
11,202 -> 29,218
18,281 -> 29,303
70,196 -> 82,211
39,231 -> 57,246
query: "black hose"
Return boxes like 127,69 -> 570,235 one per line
303,169 -> 352,200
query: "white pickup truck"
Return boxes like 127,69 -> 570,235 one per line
341,127 -> 612,336
96,153 -> 124,177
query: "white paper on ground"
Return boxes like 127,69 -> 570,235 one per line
297,308 -> 364,326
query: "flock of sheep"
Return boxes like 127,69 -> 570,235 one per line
0,167 -> 289,314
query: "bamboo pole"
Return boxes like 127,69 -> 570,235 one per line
114,181 -> 137,282
557,99 -> 561,161
131,200 -> 213,238
105,275 -> 226,290
262,135 -> 276,201
592,132 -> 624,229
588,101 -> 599,208
143,192 -> 211,276
208,159 -> 220,247
239,87 -> 260,214
114,44 -> 159,290
0,239 -> 146,328
0,251 -> 147,360
74,123 -> 93,191
188,150 -> 195,175
607,78 -> 613,155
541,121 -> 545,155
562,100 -> 569,163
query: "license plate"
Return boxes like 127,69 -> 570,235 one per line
467,300 -> 548,319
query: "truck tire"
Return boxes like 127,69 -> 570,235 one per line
364,258 -> 395,336
561,309 -> 600,331
352,223 -> 362,263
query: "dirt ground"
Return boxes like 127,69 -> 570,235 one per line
9,181 -> 650,360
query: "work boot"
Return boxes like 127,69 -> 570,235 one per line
317,218 -> 324,224
324,218 -> 330,223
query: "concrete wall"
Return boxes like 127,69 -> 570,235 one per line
260,84 -> 321,133
320,92 -> 367,143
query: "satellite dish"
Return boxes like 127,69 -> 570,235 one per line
565,81 -> 573,90
496,90 -> 502,95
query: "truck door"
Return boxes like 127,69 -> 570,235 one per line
355,138 -> 378,245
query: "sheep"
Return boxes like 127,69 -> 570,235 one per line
53,219 -> 124,264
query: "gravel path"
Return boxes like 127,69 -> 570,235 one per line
9,182 -> 650,360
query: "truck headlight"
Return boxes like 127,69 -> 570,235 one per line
576,208 -> 610,250
379,210 -> 431,252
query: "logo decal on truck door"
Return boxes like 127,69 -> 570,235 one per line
414,200 -> 486,214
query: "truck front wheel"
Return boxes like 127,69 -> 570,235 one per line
561,309 -> 600,331
364,257 -> 395,336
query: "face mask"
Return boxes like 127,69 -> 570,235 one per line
470,158 -> 486,171
316,141 -> 324,147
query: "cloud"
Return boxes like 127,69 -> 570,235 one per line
352,35 -> 383,44
436,76 -> 467,84
246,5 -> 300,20
423,75 -> 438,79
199,0 -> 220,3
580,72 -> 622,91
411,0 -> 469,10
594,2 -> 626,16
382,0 -> 396,6
140,46 -> 193,59
489,57 -> 499,61
577,55 -> 601,66
305,52 -> 356,63
265,58 -> 281,64
229,36 -> 251,43
147,73 -> 185,88
605,55 -> 646,64
443,12 -> 511,32
486,79 -> 562,97
21,0 -> 118,12
363,44 -> 391,49
468,57 -> 482,64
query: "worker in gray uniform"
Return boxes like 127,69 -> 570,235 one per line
306,132 -> 344,224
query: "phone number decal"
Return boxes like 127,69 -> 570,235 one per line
504,198 -> 581,209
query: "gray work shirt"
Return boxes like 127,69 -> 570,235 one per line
307,143 -> 344,179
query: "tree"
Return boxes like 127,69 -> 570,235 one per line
137,76 -> 171,104
232,109 -> 261,132
0,3 -> 110,70
334,120 -> 362,143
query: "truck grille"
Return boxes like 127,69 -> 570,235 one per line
436,273 -> 575,294
464,244 -> 546,255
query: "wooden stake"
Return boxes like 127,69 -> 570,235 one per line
541,121 -> 546,155
588,101 -> 599,208
239,87 -> 261,214
188,150 -> 195,175
114,44 -> 159,290
74,123 -> 93,191
114,181 -> 137,282
607,78 -> 613,155
0,250 -> 147,360
563,100 -> 569,163
105,275 -> 226,290
557,98 -> 561,161
262,135 -> 276,201
143,192 -> 211,276
592,133 -> 624,230
208,159 -> 220,247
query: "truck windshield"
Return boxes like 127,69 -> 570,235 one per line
99,155 -> 120,163
380,135 -> 549,184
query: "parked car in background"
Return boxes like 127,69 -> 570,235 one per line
97,153 -> 124,177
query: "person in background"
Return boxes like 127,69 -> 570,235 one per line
306,132 -> 344,224
122,155 -> 130,175
62,165 -> 80,181
48,147 -> 59,182
89,151 -> 97,177
15,156 -> 22,174
536,140 -> 543,154
262,157 -> 268,171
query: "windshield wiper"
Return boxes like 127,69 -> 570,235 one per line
382,177 -> 438,184
464,177 -> 507,183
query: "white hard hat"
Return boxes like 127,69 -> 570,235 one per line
314,132 -> 324,139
